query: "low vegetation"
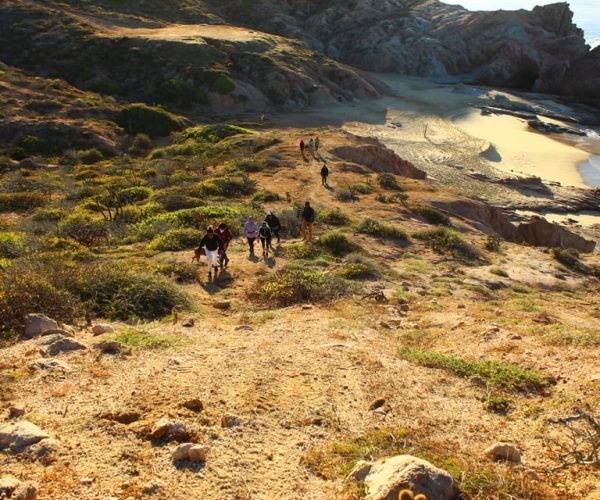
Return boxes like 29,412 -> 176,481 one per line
411,205 -> 450,226
318,231 -> 359,257
356,218 -> 408,241
413,227 -> 481,261
397,347 -> 549,393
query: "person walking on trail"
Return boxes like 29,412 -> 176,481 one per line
198,226 -> 223,278
243,216 -> 259,255
321,163 -> 329,187
315,136 -> 320,152
258,221 -> 273,257
301,201 -> 315,242
265,211 -> 281,246
300,140 -> 305,157
216,222 -> 233,269
307,138 -> 315,159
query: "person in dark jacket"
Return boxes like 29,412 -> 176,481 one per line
265,211 -> 281,246
198,226 -> 222,278
300,140 -> 305,157
301,201 -> 315,242
258,221 -> 272,257
216,222 -> 233,269
320,163 -> 329,186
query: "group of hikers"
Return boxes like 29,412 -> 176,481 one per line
300,137 -> 330,187
195,203 -> 315,278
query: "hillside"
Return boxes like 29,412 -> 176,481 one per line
1,64 -> 600,497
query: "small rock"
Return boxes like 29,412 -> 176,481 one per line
172,443 -> 193,461
181,399 -> 204,412
0,421 -> 50,452
44,337 -> 86,357
188,445 -> 208,462
369,398 -> 386,411
221,414 -> 240,428
181,318 -> 195,328
301,304 -> 313,310
150,418 -> 189,442
469,375 -> 485,387
102,411 -> 141,425
91,324 -> 114,335
8,406 -> 25,419
213,300 -> 231,310
523,469 -> 540,482
0,475 -> 21,497
484,442 -> 521,463
379,321 -> 392,329
12,482 -> 37,500
511,334 -> 522,340
23,314 -> 59,339
235,325 -> 254,332
80,478 -> 93,486
27,358 -> 71,372
93,341 -> 131,355
143,480 -> 163,496
24,438 -> 60,461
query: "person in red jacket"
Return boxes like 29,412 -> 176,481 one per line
216,222 -> 233,269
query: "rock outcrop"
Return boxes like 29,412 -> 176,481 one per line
0,421 -> 50,453
350,455 -> 457,500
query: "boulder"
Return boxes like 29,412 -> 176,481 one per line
12,483 -> 37,500
91,324 -> 114,335
93,341 -> 131,355
350,455 -> 457,500
213,300 -> 231,310
484,443 -> 521,463
181,318 -> 195,327
8,406 -> 25,419
0,421 -> 50,452
27,358 -> 72,372
44,337 -> 86,357
23,314 -> 59,339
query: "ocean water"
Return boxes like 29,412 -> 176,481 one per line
446,0 -> 600,46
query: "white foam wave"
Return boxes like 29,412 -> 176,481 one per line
590,37 -> 600,49
585,129 -> 600,139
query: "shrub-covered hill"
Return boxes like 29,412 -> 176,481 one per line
0,1 -> 382,112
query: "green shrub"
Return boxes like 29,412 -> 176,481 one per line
117,103 -> 188,138
18,135 -> 40,155
230,156 -> 267,173
485,235 -> 502,252
336,262 -> 380,280
59,211 -> 109,247
0,192 -> 46,212
398,347 -> 549,392
153,261 -> 198,283
335,187 -> 359,202
412,205 -> 450,226
111,328 -> 184,350
257,269 -> 355,306
210,74 -> 235,95
356,218 -> 408,241
318,231 -> 358,257
198,175 -> 256,197
148,228 -> 203,251
350,183 -> 372,195
64,262 -> 189,321
277,208 -> 301,237
377,193 -> 409,205
318,208 -> 350,227
552,247 -> 589,274
414,227 -> 480,261
129,134 -> 153,156
154,78 -> 207,106
483,395 -> 511,413
378,173 -> 403,191
490,267 -> 509,278
0,232 -> 26,259
252,190 -> 281,203
78,148 -> 104,165
153,190 -> 202,211
285,243 -> 322,260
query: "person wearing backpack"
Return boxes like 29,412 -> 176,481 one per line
258,221 -> 272,258
301,201 -> 315,242
243,216 -> 259,255
198,226 -> 223,278
216,222 -> 233,269
265,211 -> 281,246
320,163 -> 329,187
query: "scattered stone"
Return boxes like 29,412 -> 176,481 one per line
44,337 -> 86,357
143,480 -> 163,496
511,334 -> 523,340
379,321 -> 392,329
301,304 -> 314,310
27,358 -> 71,372
172,443 -> 208,462
80,478 -> 93,486
457,304 -> 466,309
24,438 -> 60,461
37,334 -> 67,346
102,411 -> 141,425
181,399 -> 204,412
181,318 -> 195,328
0,421 -> 50,452
369,398 -> 386,411
149,418 -> 189,442
8,406 -> 25,419
221,414 -> 240,428
93,341 -> 131,355
23,314 -> 59,339
213,300 -> 231,310
235,325 -> 254,332
91,324 -> 114,335
0,476 -> 21,497
12,482 -> 37,500
350,455 -> 457,500
523,469 -> 540,482
484,443 -> 521,463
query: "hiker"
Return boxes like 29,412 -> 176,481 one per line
300,139 -> 305,156
198,226 -> 223,278
265,210 -> 281,246
301,201 -> 315,242
243,216 -> 259,255
258,221 -> 272,257
321,163 -> 329,186
216,222 -> 233,269
307,138 -> 315,159
315,136 -> 320,152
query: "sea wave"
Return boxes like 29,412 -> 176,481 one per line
585,129 -> 600,139
590,37 -> 600,49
